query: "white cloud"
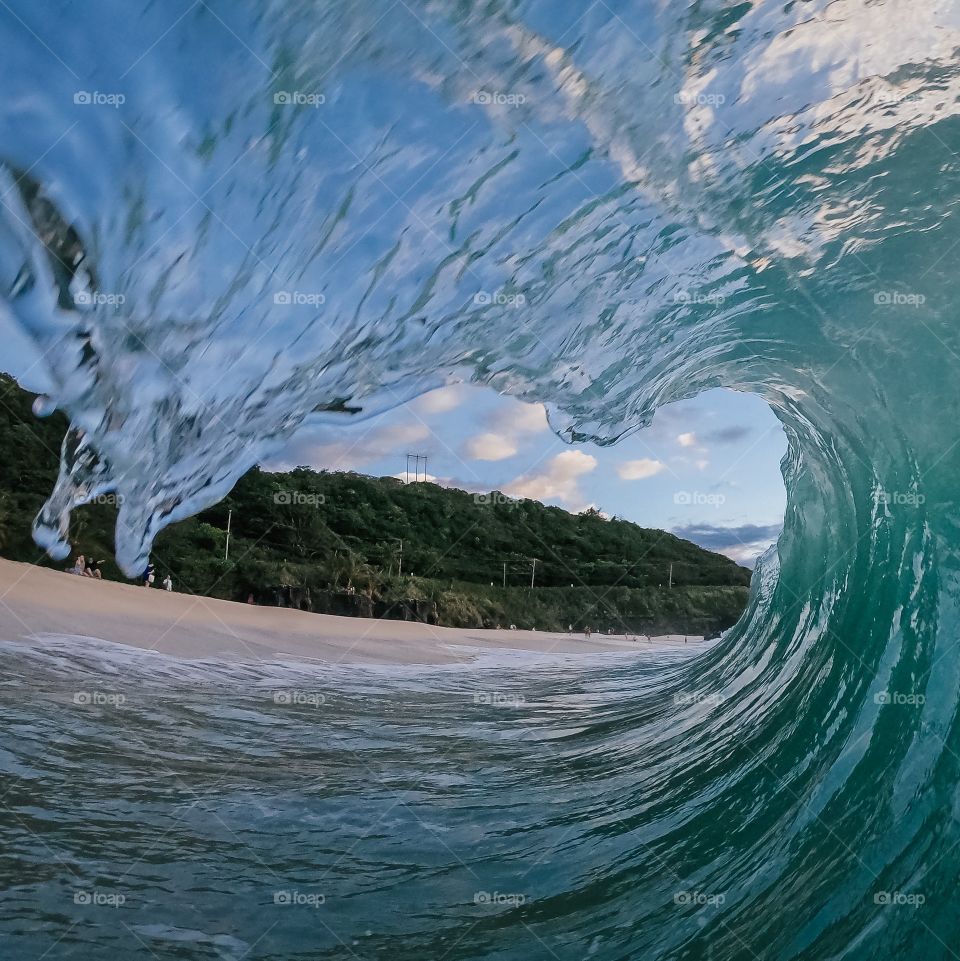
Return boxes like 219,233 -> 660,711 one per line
391,422 -> 432,445
677,432 -> 697,448
617,458 -> 665,481
465,399 -> 548,464
466,432 -> 518,462
506,450 -> 597,509
392,472 -> 441,484
505,401 -> 549,434
721,544 -> 765,566
414,385 -> 466,415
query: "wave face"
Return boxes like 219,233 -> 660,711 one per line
1,0 -> 959,956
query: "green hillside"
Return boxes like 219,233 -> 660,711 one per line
0,373 -> 750,633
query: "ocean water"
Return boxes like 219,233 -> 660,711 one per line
1,635 -> 720,960
1,0 -> 959,957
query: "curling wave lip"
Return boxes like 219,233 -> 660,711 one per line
0,0 -> 957,957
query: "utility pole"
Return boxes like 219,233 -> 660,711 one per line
530,557 -> 537,589
668,562 -> 673,589
396,539 -> 403,577
224,509 -> 232,561
502,561 -> 507,589
405,453 -> 427,483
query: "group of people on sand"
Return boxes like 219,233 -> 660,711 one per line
566,623 -> 657,642
65,556 -> 173,592
140,562 -> 173,591
65,554 -> 104,579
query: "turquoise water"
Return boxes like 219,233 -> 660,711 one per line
1,637 -> 723,959
2,0 -> 959,957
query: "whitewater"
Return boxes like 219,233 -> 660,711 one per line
1,0 -> 958,957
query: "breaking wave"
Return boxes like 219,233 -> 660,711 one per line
1,0 -> 959,956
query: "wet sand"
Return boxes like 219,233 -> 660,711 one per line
0,558 -> 705,664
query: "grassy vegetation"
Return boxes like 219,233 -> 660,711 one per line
0,373 -> 750,633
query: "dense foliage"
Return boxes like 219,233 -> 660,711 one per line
0,373 -> 750,632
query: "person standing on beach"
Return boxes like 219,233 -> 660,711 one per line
162,574 -> 173,592
142,563 -> 155,587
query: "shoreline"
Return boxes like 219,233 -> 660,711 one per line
0,558 -> 706,665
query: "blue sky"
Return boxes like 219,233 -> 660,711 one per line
268,385 -> 787,567
4,332 -> 786,567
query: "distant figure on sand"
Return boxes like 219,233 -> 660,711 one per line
162,574 -> 173,592
85,558 -> 103,579
66,554 -> 85,575
142,563 -> 155,587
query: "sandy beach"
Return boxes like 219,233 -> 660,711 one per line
0,557 -> 705,664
